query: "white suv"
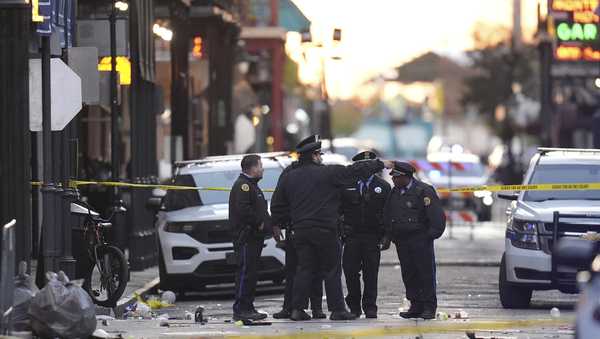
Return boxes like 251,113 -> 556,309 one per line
155,153 -> 290,292
499,148 -> 600,308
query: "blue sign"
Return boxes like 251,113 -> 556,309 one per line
36,0 -> 75,48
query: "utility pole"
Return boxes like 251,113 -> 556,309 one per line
0,1 -> 32,274
109,0 -> 126,243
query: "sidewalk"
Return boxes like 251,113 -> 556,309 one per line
380,222 -> 505,267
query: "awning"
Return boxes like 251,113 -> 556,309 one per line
279,0 -> 310,32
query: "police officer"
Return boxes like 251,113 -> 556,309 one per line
340,151 -> 391,319
272,223 -> 325,319
381,161 -> 446,320
229,154 -> 270,321
271,135 -> 394,321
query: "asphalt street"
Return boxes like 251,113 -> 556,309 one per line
99,221 -> 580,339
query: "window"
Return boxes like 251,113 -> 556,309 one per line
524,163 -> 600,202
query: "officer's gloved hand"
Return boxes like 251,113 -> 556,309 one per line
379,236 -> 391,251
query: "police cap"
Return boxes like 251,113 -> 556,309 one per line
351,151 -> 378,162
390,161 -> 415,177
296,134 -> 322,154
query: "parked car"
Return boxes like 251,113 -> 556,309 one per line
417,151 -> 493,222
153,151 -> 349,293
498,147 -> 600,308
154,152 -> 290,293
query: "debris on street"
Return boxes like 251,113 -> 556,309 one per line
550,307 -> 561,318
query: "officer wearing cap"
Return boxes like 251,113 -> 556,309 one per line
271,135 -> 394,321
381,161 -> 446,320
339,151 -> 391,319
229,154 -> 270,321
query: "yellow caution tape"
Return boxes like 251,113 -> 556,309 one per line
226,318 -> 572,339
30,180 -> 600,194
437,182 -> 600,193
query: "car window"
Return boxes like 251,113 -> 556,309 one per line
193,167 -> 283,205
524,164 -> 600,201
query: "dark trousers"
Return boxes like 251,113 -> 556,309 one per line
343,234 -> 381,314
395,238 -> 437,310
233,237 -> 264,313
282,238 -> 323,311
292,227 -> 346,312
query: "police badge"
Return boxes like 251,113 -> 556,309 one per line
241,184 -> 250,192
374,187 -> 382,194
424,197 -> 431,206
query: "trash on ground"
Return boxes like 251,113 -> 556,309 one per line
550,307 -> 561,318
13,261 -> 38,332
436,311 -> 449,321
161,290 -> 176,304
134,292 -> 174,310
235,320 -> 244,326
91,329 -> 113,339
454,310 -> 469,319
97,315 -> 116,321
184,311 -> 194,320
195,306 -> 205,323
28,271 -> 96,339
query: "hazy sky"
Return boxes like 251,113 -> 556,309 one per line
290,0 -> 539,99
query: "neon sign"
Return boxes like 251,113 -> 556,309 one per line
556,22 -> 598,41
549,0 -> 600,63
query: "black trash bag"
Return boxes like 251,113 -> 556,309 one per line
28,271 -> 97,338
12,261 -> 39,332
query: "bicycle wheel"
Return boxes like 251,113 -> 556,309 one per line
83,245 -> 129,307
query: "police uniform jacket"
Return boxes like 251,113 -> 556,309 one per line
271,160 -> 385,231
383,179 -> 446,242
229,174 -> 270,237
340,175 -> 391,236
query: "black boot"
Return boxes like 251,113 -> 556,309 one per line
233,310 -> 267,321
290,309 -> 311,321
311,309 -> 326,319
365,309 -> 377,319
420,306 -> 436,320
330,310 -> 357,321
273,309 -> 292,319
399,303 -> 423,319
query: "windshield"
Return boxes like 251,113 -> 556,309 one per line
421,162 -> 486,178
192,167 -> 282,205
524,164 -> 600,202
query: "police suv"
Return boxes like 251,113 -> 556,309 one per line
155,153 -> 290,292
498,148 -> 600,308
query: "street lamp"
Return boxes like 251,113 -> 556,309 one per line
300,28 -> 342,141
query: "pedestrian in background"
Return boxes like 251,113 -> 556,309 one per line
340,151 -> 391,319
229,154 -> 270,321
381,161 -> 446,320
271,135 -> 394,321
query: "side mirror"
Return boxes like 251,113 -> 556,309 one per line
146,197 -> 163,211
498,192 -> 519,201
554,238 -> 597,267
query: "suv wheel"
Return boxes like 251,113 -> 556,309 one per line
158,242 -> 175,291
499,253 -> 532,309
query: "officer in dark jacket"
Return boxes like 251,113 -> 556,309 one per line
271,135 -> 394,321
340,151 -> 391,319
381,161 -> 446,320
229,154 -> 270,321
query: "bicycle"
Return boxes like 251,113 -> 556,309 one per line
71,198 -> 129,307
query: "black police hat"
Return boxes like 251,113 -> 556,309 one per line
296,134 -> 322,154
351,151 -> 378,162
390,161 -> 415,177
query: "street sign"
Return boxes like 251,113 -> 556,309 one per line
29,58 -> 83,131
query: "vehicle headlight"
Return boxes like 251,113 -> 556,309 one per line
165,223 -> 194,233
507,219 -> 540,250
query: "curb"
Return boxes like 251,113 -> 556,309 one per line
381,261 -> 500,267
